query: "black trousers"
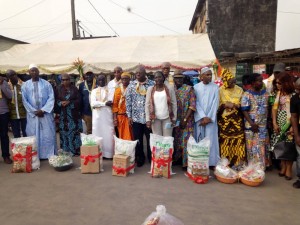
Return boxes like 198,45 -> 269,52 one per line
0,113 -> 10,158
132,122 -> 151,164
10,118 -> 27,138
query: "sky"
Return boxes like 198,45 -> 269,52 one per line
0,0 -> 198,43
0,0 -> 299,50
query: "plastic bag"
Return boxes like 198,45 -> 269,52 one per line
142,205 -> 184,225
81,133 -> 104,171
238,163 -> 265,182
114,135 -> 137,173
150,134 -> 174,178
49,149 -> 73,167
187,136 -> 210,178
11,136 -> 40,172
215,158 -> 238,179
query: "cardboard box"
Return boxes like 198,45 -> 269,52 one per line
112,155 -> 130,177
151,156 -> 171,179
80,145 -> 100,174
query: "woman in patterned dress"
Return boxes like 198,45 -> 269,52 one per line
173,70 -> 196,168
241,74 -> 269,168
270,72 -> 295,180
55,73 -> 82,155
217,69 -> 245,166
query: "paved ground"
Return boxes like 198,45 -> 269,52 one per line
1,132 -> 300,225
0,152 -> 300,225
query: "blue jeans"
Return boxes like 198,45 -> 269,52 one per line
0,113 -> 10,157
10,118 -> 27,138
296,145 -> 300,179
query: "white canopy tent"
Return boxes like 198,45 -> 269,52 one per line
0,34 -> 216,74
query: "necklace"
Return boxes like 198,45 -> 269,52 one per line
84,78 -> 96,93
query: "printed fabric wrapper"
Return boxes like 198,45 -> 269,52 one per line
186,136 -> 210,183
142,205 -> 184,225
81,133 -> 103,171
150,134 -> 174,176
114,135 -> 137,174
11,136 -> 40,171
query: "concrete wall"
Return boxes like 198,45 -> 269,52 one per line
207,0 -> 277,58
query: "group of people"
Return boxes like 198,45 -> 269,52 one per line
0,62 -> 300,189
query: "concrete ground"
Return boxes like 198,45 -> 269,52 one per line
0,155 -> 299,225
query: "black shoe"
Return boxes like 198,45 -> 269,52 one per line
278,173 -> 285,177
3,157 -> 12,164
293,180 -> 300,188
285,176 -> 292,181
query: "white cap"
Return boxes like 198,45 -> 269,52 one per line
200,66 -> 211,74
29,64 -> 38,69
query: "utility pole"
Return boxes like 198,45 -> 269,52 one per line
71,0 -> 77,40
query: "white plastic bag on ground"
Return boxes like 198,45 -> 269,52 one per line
187,136 -> 210,178
114,135 -> 137,173
150,134 -> 174,178
11,136 -> 40,170
81,133 -> 104,171
142,205 -> 184,225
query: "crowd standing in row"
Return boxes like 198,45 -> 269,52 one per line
0,62 -> 300,189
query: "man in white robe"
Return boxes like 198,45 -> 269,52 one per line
91,75 -> 115,158
194,67 -> 220,167
21,64 -> 57,159
107,66 -> 122,102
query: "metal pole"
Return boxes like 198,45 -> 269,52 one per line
71,0 -> 77,40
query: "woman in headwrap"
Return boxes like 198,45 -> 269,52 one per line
217,69 -> 246,166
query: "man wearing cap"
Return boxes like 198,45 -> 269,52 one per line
112,72 -> 133,140
21,64 -> 57,159
7,70 -> 27,138
194,67 -> 220,167
0,75 -> 13,164
161,62 -> 174,86
173,69 -> 196,168
126,65 -> 155,167
79,71 -> 96,134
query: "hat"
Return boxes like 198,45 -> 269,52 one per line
121,72 -> 131,78
29,64 -> 37,69
173,69 -> 184,78
273,63 -> 285,73
200,67 -> 212,75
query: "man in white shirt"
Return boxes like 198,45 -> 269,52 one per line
107,66 -> 123,102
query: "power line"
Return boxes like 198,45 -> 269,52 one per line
77,14 -> 191,25
0,0 -> 47,23
278,10 -> 300,15
87,0 -> 119,36
0,23 -> 70,30
107,0 -> 181,34
76,11 -> 111,36
15,10 -> 70,40
34,24 -> 70,42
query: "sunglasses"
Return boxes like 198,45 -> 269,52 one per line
276,82 -> 282,85
62,79 -> 70,81
114,70 -> 121,73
